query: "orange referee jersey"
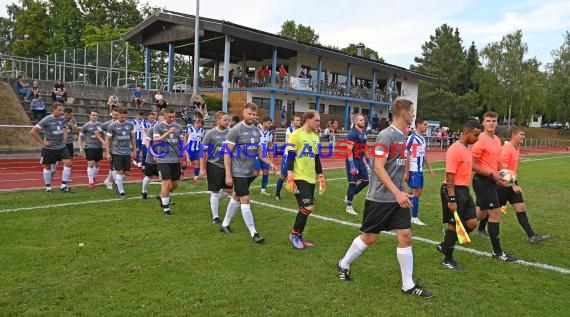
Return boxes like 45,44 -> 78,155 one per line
443,141 -> 473,186
471,133 -> 502,173
500,142 -> 519,177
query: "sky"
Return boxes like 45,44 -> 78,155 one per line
0,0 -> 569,69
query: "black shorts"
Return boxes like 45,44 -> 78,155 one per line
66,143 -> 75,157
294,180 -> 316,207
158,163 -> 182,181
40,147 -> 70,165
440,184 -> 477,224
233,176 -> 256,197
85,148 -> 103,162
144,163 -> 159,177
360,200 -> 411,234
472,174 -> 500,210
111,154 -> 131,172
497,186 -> 524,206
206,163 -> 232,192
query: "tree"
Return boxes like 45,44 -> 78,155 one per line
340,43 -> 384,62
77,0 -> 143,30
10,0 -> 51,57
0,18 -> 14,54
411,24 -> 476,127
278,20 -> 319,44
546,31 -> 570,122
48,0 -> 84,52
478,30 -> 546,124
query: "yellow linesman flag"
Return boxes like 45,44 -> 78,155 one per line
454,210 -> 471,244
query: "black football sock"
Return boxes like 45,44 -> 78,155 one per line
478,214 -> 489,232
442,229 -> 458,261
293,207 -> 311,234
516,211 -> 535,237
488,222 -> 502,254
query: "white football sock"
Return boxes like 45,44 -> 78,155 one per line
219,190 -> 229,200
222,198 -> 240,227
43,169 -> 52,186
87,167 -> 94,183
240,204 -> 257,237
142,176 -> 151,193
62,166 -> 71,184
397,246 -> 415,291
210,192 -> 220,219
115,174 -> 124,194
340,236 -> 368,269
93,166 -> 99,178
161,196 -> 170,209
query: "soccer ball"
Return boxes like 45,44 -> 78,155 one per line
498,169 -> 516,187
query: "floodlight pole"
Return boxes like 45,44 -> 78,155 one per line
192,0 -> 200,96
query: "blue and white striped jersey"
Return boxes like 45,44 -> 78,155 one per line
285,125 -> 296,143
185,124 -> 205,151
259,128 -> 273,145
130,118 -> 146,141
406,132 -> 426,172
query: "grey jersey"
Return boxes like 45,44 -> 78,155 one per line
153,122 -> 183,164
366,125 -> 407,202
106,121 -> 134,156
64,118 -> 75,144
100,120 -> 114,133
226,121 -> 261,177
202,127 -> 229,168
35,115 -> 66,150
79,121 -> 103,149
145,128 -> 156,164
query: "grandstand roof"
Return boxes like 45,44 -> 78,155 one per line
123,10 -> 437,83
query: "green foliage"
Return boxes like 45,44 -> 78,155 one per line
278,20 -> 320,44
478,30 -> 547,123
10,0 -> 51,57
77,0 -> 143,30
48,0 -> 84,52
546,31 -> 570,122
202,95 -> 222,111
340,43 -> 384,62
412,24 -> 478,126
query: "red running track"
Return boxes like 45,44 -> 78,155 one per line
0,147 -> 567,191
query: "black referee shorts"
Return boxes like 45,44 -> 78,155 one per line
497,186 -> 524,206
440,184 -> 476,224
473,174 -> 500,210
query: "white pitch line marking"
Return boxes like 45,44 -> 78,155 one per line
1,176 -> 568,275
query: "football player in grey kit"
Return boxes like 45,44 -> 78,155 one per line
153,107 -> 184,216
220,103 -> 277,243
79,110 -> 105,188
30,102 -> 73,192
198,111 -> 232,224
105,108 -> 135,199
97,109 -> 119,189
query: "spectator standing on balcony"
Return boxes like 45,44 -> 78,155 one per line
299,69 -> 306,79
262,66 -> 271,86
16,74 -> 32,101
256,67 -> 263,86
133,85 -> 145,109
30,96 -> 46,121
234,66 -> 242,87
229,68 -> 235,87
278,65 -> 288,88
52,79 -> 67,103
107,90 -> 120,115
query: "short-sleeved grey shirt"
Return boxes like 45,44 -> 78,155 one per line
202,127 -> 229,168
106,121 -> 134,156
225,121 -> 261,177
35,115 -> 66,150
153,122 -> 183,164
145,128 -> 157,164
366,125 -> 407,202
79,121 -> 103,149
64,118 -> 75,144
